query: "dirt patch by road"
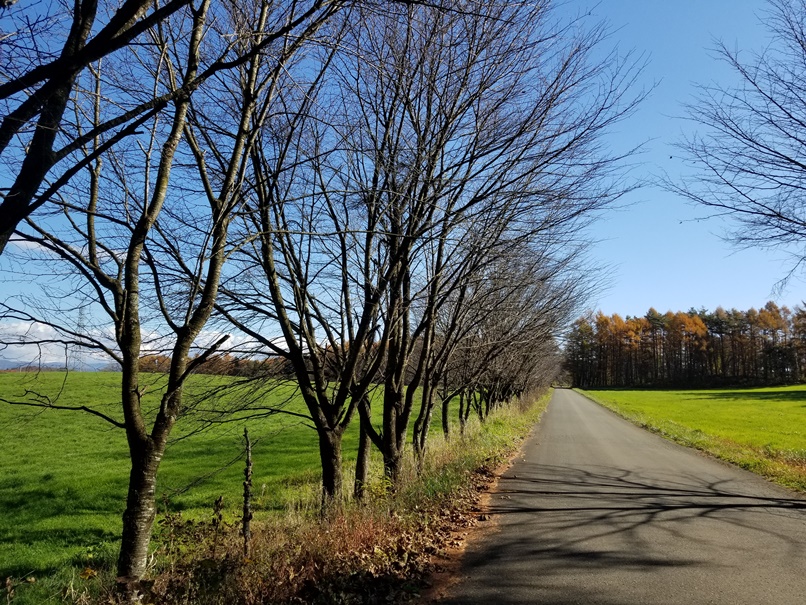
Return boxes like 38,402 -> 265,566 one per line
415,440 -> 534,603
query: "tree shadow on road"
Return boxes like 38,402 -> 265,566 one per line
437,465 -> 806,605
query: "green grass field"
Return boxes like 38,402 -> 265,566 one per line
582,386 -> 806,491
0,371 -> 378,582
1,371 -> 535,604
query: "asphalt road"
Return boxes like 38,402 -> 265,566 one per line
440,389 -> 806,605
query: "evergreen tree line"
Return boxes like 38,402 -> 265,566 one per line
565,302 -> 806,388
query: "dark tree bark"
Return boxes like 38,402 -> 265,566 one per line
117,445 -> 161,583
318,429 -> 344,510
0,0 -> 190,253
354,397 -> 373,500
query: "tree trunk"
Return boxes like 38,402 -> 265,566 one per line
422,403 -> 434,449
383,451 -> 403,484
381,351 -> 404,485
458,391 -> 466,436
354,407 -> 372,500
318,428 -> 343,510
381,410 -> 403,484
116,443 -> 162,599
412,376 -> 434,464
441,394 -> 450,440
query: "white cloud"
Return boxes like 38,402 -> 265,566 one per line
0,320 -> 116,368
6,237 -> 50,253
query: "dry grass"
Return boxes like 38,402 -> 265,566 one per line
96,393 -> 551,605
6,391 -> 549,604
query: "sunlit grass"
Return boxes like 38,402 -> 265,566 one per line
581,386 -> 806,491
0,372 -> 374,580
0,370 -> 481,604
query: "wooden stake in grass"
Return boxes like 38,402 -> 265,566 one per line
242,427 -> 253,557
212,496 -> 224,557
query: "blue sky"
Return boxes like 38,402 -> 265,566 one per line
1,0 -> 802,350
571,0 -> 804,318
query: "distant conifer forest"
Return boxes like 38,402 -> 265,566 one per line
565,302 -> 806,388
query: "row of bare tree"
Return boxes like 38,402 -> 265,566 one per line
566,303 -> 806,388
0,0 -> 641,596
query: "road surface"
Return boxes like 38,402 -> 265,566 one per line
440,389 -> 806,604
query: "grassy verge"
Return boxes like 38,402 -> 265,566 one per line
1,371 -> 549,604
126,393 -> 550,605
579,387 -> 806,492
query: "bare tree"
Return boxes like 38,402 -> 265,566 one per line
0,0 -> 193,254
0,0 -> 343,596
332,0 -> 643,482
0,0 -> 343,254
672,0 -> 806,282
411,235 -> 588,451
215,13 -> 395,505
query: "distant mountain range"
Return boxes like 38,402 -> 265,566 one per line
0,358 -> 114,371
